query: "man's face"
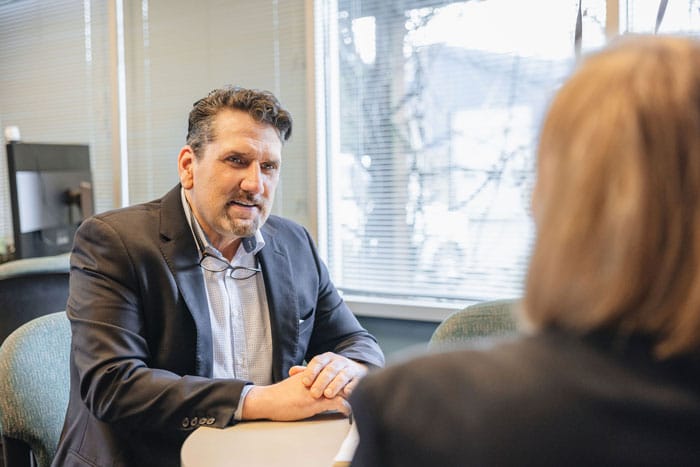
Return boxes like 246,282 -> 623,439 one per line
178,108 -> 282,252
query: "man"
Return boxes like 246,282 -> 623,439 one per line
52,86 -> 384,467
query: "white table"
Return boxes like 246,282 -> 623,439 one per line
181,412 -> 357,467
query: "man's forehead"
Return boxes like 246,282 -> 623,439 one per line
211,109 -> 283,144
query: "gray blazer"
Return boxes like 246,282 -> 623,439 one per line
52,185 -> 384,467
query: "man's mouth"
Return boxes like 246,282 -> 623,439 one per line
228,199 -> 258,209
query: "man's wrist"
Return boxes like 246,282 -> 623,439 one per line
240,384 -> 266,420
234,384 -> 255,421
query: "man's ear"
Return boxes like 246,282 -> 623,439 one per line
178,145 -> 195,189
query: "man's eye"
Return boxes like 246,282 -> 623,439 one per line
262,163 -> 278,171
227,157 -> 245,165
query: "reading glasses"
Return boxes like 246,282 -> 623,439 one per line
199,252 -> 261,280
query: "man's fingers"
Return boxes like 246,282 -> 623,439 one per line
300,353 -> 368,399
288,365 -> 306,377
341,378 -> 359,398
322,369 -> 354,398
310,359 -> 348,398
302,353 -> 332,386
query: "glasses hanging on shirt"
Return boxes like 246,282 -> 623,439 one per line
199,251 -> 261,280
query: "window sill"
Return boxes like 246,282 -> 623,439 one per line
343,294 -> 470,323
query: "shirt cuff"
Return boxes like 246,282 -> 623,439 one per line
233,384 -> 254,421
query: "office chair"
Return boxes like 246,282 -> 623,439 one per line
0,311 -> 71,467
0,253 -> 71,344
429,298 -> 520,349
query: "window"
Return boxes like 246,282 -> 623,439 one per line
316,0 -> 700,314
623,1 -> 700,35
317,0 -> 594,309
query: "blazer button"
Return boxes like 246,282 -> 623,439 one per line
198,418 -> 207,425
181,417 -> 189,428
206,417 -> 215,425
190,417 -> 198,427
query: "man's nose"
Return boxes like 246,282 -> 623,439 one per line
241,163 -> 264,193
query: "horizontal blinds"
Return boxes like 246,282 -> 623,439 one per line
4,0 -> 700,307
0,0 -> 311,254
318,0 -> 591,303
0,0 -> 113,253
319,0 -> 700,306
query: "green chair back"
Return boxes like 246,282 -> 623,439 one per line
429,299 -> 519,349
0,311 -> 71,467
0,253 -> 71,280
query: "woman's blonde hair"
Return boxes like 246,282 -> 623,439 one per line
524,35 -> 700,358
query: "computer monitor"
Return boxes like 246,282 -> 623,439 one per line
6,142 -> 94,259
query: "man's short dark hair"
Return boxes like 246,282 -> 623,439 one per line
186,85 -> 292,156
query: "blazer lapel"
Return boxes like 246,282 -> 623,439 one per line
158,185 -> 213,376
258,223 -> 299,382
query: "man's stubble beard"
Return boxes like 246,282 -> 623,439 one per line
223,209 -> 269,238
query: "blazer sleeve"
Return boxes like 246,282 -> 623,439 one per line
67,215 -> 247,433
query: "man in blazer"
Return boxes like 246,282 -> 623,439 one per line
52,86 -> 384,467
